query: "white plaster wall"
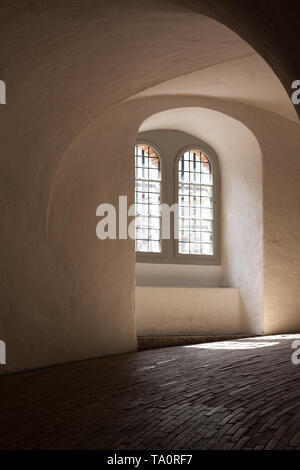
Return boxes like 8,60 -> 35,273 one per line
136,287 -> 241,336
221,147 -> 263,334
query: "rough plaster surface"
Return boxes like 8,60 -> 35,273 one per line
0,0 -> 299,373
133,55 -> 298,123
136,287 -> 241,336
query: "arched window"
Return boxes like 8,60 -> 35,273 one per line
135,143 -> 161,253
177,149 -> 214,256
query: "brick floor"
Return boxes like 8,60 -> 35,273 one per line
0,334 -> 300,449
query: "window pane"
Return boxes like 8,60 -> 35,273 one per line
149,241 -> 161,253
179,242 -> 189,254
178,149 -> 214,256
149,217 -> 160,229
135,144 -> 162,253
136,240 -> 148,252
201,243 -> 213,255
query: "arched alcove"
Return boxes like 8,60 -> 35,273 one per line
135,109 -> 263,337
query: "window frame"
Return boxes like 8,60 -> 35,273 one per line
174,144 -> 221,265
135,139 -> 165,261
135,137 -> 221,266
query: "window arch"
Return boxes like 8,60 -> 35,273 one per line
135,143 -> 162,253
177,148 -> 215,257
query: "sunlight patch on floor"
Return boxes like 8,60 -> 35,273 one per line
185,341 -> 280,350
184,333 -> 300,350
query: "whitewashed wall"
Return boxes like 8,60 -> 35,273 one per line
136,287 -> 241,336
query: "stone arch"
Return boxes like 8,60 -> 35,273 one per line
1,1 -> 299,373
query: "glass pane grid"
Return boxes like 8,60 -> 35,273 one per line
135,144 -> 161,254
178,150 -> 214,256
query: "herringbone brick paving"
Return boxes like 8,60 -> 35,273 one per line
0,335 -> 299,449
